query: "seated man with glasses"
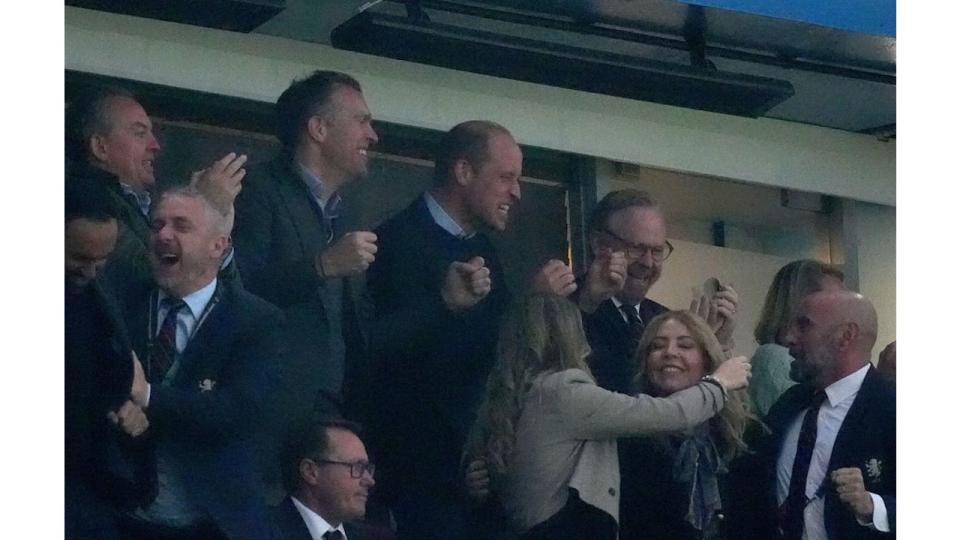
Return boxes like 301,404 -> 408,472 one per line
275,418 -> 394,540
576,189 -> 740,395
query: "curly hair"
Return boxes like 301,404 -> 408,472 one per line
633,310 -> 756,461
465,294 -> 592,474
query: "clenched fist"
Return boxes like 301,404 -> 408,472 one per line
530,259 -> 577,297
316,231 -> 378,278
578,249 -> 627,313
442,257 -> 491,312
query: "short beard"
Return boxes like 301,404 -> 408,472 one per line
789,359 -> 813,384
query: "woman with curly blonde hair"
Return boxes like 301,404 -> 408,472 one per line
466,295 -> 750,539
619,310 -> 760,540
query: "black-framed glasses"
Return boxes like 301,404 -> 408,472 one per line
601,228 -> 674,262
312,458 -> 376,479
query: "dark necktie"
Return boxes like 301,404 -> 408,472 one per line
619,304 -> 644,355
151,298 -> 186,383
779,391 -> 828,540
323,530 -> 344,540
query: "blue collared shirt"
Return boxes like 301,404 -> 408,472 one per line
424,192 -> 474,239
120,182 -> 152,218
297,162 -> 342,218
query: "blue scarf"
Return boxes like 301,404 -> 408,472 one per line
672,425 -> 726,535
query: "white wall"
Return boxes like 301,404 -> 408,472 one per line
852,202 -> 897,356
65,7 -> 895,206
646,240 -> 793,358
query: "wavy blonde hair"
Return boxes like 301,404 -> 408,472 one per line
633,310 -> 756,461
466,294 -> 593,474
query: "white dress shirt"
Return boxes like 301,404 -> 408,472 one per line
610,295 -> 640,324
146,278 -> 219,403
775,364 -> 889,539
291,496 -> 348,540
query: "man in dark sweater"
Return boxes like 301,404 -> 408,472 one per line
365,120 -> 575,539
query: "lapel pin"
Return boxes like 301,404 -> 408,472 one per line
199,379 -> 217,392
864,458 -> 882,482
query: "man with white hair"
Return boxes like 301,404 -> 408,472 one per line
116,187 -> 284,539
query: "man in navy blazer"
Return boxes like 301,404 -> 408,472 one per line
729,289 -> 895,540
574,189 -> 739,395
117,186 -> 282,539
273,418 -> 394,540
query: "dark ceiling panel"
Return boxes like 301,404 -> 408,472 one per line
332,11 -> 794,117
65,0 -> 286,32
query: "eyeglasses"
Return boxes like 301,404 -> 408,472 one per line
312,458 -> 376,479
601,228 -> 674,262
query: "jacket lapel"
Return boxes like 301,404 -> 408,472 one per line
273,159 -> 328,259
173,284 -> 237,386
827,366 -> 880,471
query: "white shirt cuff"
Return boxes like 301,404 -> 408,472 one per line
856,492 -> 889,532
145,383 -> 151,408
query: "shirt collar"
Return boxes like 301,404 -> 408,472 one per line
297,162 -> 342,216
291,496 -> 348,540
159,277 -> 218,319
610,295 -> 639,312
823,363 -> 870,407
119,182 -> 152,217
424,192 -> 474,239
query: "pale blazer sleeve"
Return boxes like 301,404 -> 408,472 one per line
545,368 -> 725,440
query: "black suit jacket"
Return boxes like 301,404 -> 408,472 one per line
582,297 -> 669,394
728,366 -> 896,540
272,497 -> 394,540
66,278 -> 154,540
124,279 -> 283,540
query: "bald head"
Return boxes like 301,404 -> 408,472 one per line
784,290 -> 879,389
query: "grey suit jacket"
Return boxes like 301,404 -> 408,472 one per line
496,368 -> 726,535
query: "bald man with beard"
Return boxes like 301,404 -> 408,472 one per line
729,290 -> 895,540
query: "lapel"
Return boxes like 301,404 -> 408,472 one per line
277,497 -> 315,540
273,158 -> 328,259
173,283 -> 236,386
126,285 -> 153,364
827,366 -> 881,471
596,299 -> 632,343
106,185 -> 151,244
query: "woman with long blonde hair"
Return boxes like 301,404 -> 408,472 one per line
619,310 -> 760,540
466,295 -> 750,539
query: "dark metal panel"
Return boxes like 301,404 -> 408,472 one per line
65,0 -> 286,32
331,11 -> 795,117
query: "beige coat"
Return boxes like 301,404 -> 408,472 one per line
496,368 -> 725,535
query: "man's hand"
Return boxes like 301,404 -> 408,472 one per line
530,259 -> 577,297
464,458 -> 491,504
107,400 -> 150,438
130,351 -> 148,408
832,467 -> 875,522
690,283 -> 739,351
316,231 -> 378,278
191,152 -> 248,216
578,249 -> 627,313
442,257 -> 491,312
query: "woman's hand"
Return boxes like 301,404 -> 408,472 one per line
711,355 -> 751,391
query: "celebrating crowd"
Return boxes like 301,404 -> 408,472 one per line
65,70 -> 895,540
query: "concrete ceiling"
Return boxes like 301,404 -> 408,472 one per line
68,0 -> 896,136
